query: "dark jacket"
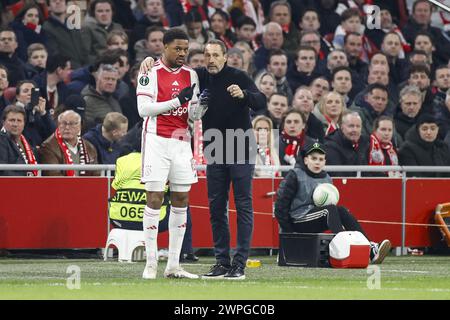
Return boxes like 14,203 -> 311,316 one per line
306,113 -> 325,143
82,85 -> 122,130
324,129 -> 370,176
0,52 -> 26,87
119,85 -> 141,129
20,105 -> 56,147
83,124 -> 122,164
394,110 -> 418,141
286,65 -> 320,93
195,65 -> 267,163
274,160 -> 332,232
43,16 -> 89,69
398,125 -> 450,177
434,101 -> 450,140
0,131 -> 37,176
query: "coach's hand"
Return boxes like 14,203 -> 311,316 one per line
139,57 -> 155,74
177,83 -> 196,105
227,84 -> 244,99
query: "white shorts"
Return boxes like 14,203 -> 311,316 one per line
141,133 -> 198,191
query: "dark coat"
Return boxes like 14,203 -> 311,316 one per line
324,129 -> 370,176
398,126 -> 450,177
32,71 -> 71,109
0,131 -> 37,176
394,110 -> 418,141
43,16 -> 89,69
0,52 -> 26,87
306,113 -> 325,143
10,20 -> 47,61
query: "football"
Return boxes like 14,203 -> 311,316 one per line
313,183 -> 340,207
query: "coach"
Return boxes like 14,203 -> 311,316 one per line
198,40 -> 266,280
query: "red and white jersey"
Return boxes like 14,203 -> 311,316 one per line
136,60 -> 199,139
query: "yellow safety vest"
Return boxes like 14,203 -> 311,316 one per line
109,152 -> 168,222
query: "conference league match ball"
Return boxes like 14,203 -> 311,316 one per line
313,183 -> 340,207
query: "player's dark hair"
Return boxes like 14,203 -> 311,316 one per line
162,28 -> 189,45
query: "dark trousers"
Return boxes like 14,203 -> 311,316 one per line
292,205 -> 369,240
206,163 -> 255,268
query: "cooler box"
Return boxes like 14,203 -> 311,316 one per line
329,231 -> 370,268
278,233 -> 335,267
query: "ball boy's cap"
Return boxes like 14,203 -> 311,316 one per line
303,142 -> 326,157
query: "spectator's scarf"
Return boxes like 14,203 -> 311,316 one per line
0,127 -> 37,176
282,130 -> 306,159
257,145 -> 280,177
368,134 -> 398,165
324,114 -> 338,136
55,128 -> 90,176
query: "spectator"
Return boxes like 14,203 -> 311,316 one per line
226,47 -> 244,70
402,0 -> 450,68
324,110 -> 369,176
350,83 -> 390,137
286,45 -> 319,92
395,85 -> 424,140
0,104 -> 37,176
254,71 -> 276,100
186,48 -> 206,68
309,76 -> 329,105
209,9 -> 236,49
279,109 -> 315,167
43,0 -> 89,69
292,86 -> 325,143
234,16 -> 257,51
266,49 -> 292,102
14,79 -> 55,147
408,49 -> 429,68
434,89 -> 450,140
381,32 -> 409,85
24,43 -> 47,79
134,25 -> 165,62
343,32 -> 369,75
274,140 -> 391,264
32,54 -> 72,118
432,65 -> 450,109
313,90 -> 346,137
132,0 -> 168,47
82,63 -> 122,130
53,94 -> 87,133
39,110 -> 99,176
265,92 -> 289,129
9,3 -> 47,61
0,64 -> 10,114
252,115 -> 280,177
268,1 -> 299,58
233,41 -> 255,75
399,114 -> 450,177
299,30 -> 328,71
81,0 -> 124,64
413,31 -> 439,69
83,112 -> 128,164
111,0 -> 137,31
106,30 -> 129,51
368,115 -> 400,177
0,28 -> 26,86
181,9 -> 215,51
330,66 -> 353,106
254,22 -> 284,72
403,63 -> 433,113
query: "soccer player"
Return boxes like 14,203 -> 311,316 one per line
136,28 -> 201,280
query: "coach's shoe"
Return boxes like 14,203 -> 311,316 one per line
142,264 -> 157,280
371,239 -> 391,264
202,264 -> 231,279
224,265 -> 245,280
164,267 -> 199,279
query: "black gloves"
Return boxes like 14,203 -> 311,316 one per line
177,83 -> 196,105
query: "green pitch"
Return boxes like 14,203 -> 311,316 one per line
1,255 -> 449,299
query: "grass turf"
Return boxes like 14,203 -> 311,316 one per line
0,255 -> 449,300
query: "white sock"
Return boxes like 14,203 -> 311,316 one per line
143,206 -> 160,268
166,206 -> 187,271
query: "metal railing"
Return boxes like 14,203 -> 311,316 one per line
1,164 -> 450,255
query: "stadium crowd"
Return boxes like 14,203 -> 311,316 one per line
1,0 -> 450,177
